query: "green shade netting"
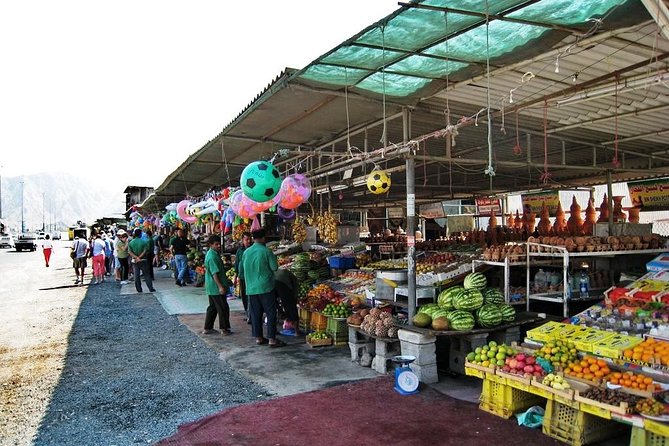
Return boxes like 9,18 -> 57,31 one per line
426,20 -> 548,61
356,72 -> 432,97
506,0 -> 630,25
387,55 -> 468,78
300,65 -> 370,87
422,0 -> 528,14
322,46 -> 404,70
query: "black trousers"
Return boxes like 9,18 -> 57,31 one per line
119,257 -> 130,280
248,291 -> 277,339
204,295 -> 230,330
133,260 -> 154,292
239,279 -> 248,314
146,253 -> 154,279
275,281 -> 299,323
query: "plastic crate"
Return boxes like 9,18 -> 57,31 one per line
310,312 -> 328,331
542,399 -> 627,446
326,317 -> 348,342
298,308 -> 312,332
478,377 -> 544,419
328,256 -> 355,270
631,426 -> 669,446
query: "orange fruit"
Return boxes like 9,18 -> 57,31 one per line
589,364 -> 600,372
633,352 -> 643,360
623,379 -> 632,387
594,371 -> 604,378
623,349 -> 634,358
644,377 -> 653,385
610,377 -> 619,385
639,383 -> 647,390
587,357 -> 596,365
613,372 -> 622,379
584,373 -> 594,381
596,359 -> 607,368
573,365 -> 583,373
576,372 -> 584,378
632,382 -> 639,388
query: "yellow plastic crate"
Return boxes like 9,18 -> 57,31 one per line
571,329 -> 615,353
592,334 -> 643,359
630,426 -> 669,446
310,312 -> 328,332
646,420 -> 669,438
526,321 -> 568,343
542,399 -> 628,446
298,308 -> 312,332
479,378 -> 544,419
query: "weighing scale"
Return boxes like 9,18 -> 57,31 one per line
391,355 -> 419,395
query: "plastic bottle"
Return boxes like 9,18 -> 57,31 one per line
579,270 -> 589,299
534,269 -> 547,292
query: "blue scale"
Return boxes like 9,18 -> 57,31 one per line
391,355 -> 420,395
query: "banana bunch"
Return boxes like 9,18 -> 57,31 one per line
292,219 -> 307,243
225,267 -> 236,282
320,212 -> 338,244
232,222 -> 250,241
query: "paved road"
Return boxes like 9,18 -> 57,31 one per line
0,241 -> 85,444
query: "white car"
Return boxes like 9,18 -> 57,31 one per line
0,234 -> 15,249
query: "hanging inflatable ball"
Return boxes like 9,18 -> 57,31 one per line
366,170 -> 391,194
241,160 -> 282,202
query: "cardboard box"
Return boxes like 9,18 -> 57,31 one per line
571,329 -> 615,353
526,321 -> 567,343
592,334 -> 643,359
647,253 -> 669,272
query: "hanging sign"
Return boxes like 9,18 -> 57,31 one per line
419,202 -> 446,219
388,207 -> 405,219
521,190 -> 560,215
628,177 -> 669,209
475,197 -> 502,215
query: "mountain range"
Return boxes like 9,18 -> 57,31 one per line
0,172 -> 126,233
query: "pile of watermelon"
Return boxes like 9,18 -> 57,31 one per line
414,272 -> 516,331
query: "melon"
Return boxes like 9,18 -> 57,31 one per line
412,312 -> 432,328
476,304 -> 503,328
453,289 -> 484,311
431,316 -> 450,331
447,310 -> 476,331
498,304 -> 516,322
483,288 -> 505,305
464,272 -> 487,290
438,286 -> 462,310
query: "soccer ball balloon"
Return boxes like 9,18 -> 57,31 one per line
241,160 -> 282,202
366,170 -> 391,194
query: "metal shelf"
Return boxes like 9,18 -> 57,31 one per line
527,248 -> 665,258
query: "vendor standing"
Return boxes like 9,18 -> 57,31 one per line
274,268 -> 300,335
234,232 -> 252,322
241,229 -> 285,348
203,235 -> 232,335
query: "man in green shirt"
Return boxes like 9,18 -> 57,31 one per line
128,229 -> 155,293
203,235 -> 232,335
234,231 -> 252,322
242,228 -> 285,347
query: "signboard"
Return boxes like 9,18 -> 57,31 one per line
475,197 -> 502,215
521,190 -> 560,215
387,207 -> 405,219
447,215 -> 475,233
419,201 -> 446,219
628,177 -> 669,209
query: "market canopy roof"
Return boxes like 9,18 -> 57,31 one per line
149,0 -> 669,212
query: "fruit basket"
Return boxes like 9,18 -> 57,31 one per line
542,398 -> 627,446
306,332 -> 333,348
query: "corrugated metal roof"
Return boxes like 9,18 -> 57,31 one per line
149,0 -> 669,213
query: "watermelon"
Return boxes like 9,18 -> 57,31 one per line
464,272 -> 487,290
453,289 -> 484,311
437,286 -> 462,310
418,303 -> 440,317
432,309 -> 450,320
498,304 -> 516,322
447,310 -> 476,331
476,304 -> 503,328
483,288 -> 505,305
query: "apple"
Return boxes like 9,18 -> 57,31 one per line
534,364 -> 543,373
516,361 -> 526,371
502,365 -> 511,372
526,356 -> 536,365
516,353 -> 526,362
524,365 -> 535,374
509,359 -> 518,369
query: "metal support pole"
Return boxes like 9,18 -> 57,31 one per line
20,180 -> 25,234
607,170 -> 614,236
403,108 -> 417,321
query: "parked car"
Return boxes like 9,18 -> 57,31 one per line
0,234 -> 15,249
15,233 -> 37,252
36,231 -> 45,240
51,232 -> 61,240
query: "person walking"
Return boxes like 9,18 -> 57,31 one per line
170,228 -> 190,286
234,231 -> 252,322
145,229 -> 155,280
91,233 -> 106,284
103,233 -> 113,276
41,234 -> 53,267
71,236 -> 90,286
241,229 -> 285,348
202,235 -> 233,335
128,228 -> 155,293
115,229 -> 130,284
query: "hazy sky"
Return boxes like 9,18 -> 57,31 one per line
0,0 -> 399,192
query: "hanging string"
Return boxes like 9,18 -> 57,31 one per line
612,75 -> 620,167
344,68 -> 352,156
221,140 -> 231,186
484,0 -> 495,178
513,111 -> 522,155
380,25 -> 388,145
444,11 -> 452,127
423,141 -> 428,186
540,100 -> 552,184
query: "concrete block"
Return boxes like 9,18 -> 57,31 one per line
399,341 -> 436,364
411,363 -> 439,384
372,355 -> 391,374
348,326 -> 371,343
375,339 -> 400,357
348,341 -> 375,362
398,329 -> 437,345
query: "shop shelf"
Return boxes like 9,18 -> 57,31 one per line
542,399 -> 628,446
478,377 -> 544,419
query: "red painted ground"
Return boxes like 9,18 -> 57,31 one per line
157,376 -> 561,446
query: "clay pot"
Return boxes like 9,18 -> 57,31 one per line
612,196 -> 627,222
597,193 -> 610,223
628,208 -> 640,224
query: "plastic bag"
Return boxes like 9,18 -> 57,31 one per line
515,405 -> 544,428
